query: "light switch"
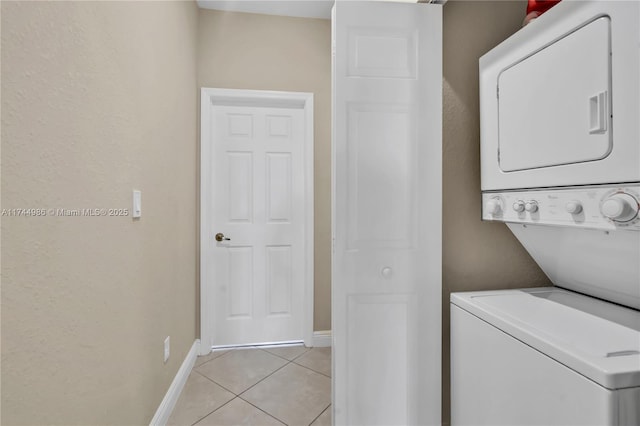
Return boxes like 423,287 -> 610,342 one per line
132,190 -> 141,218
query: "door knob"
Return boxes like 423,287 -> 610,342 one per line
215,233 -> 231,242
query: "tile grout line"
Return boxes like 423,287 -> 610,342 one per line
193,348 -> 295,396
233,348 -> 305,425
263,347 -> 311,363
237,349 -> 294,395
188,396 -> 238,426
242,348 -> 329,395
189,347 -> 330,426
185,361 -> 241,426
306,403 -> 331,426
236,395 -> 289,426
267,347 -> 331,378
193,348 -> 284,396
193,349 -> 233,369
291,360 -> 331,379
187,351 -> 280,425
192,369 -> 240,397
287,347 -> 331,378
238,349 -> 331,426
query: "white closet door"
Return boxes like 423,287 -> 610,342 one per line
332,2 -> 442,425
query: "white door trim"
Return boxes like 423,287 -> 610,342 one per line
200,88 -> 314,355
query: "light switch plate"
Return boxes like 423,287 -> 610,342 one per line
132,190 -> 141,218
164,336 -> 170,363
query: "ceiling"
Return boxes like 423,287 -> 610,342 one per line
196,0 -> 439,20
197,1 -> 336,19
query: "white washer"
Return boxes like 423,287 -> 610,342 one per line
451,288 -> 640,426
452,1 -> 640,425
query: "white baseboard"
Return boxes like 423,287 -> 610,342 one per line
150,339 -> 200,426
312,330 -> 332,347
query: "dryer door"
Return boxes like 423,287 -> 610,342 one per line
498,17 -> 611,172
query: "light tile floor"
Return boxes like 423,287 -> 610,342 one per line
168,346 -> 332,426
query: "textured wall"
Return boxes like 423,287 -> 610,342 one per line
441,1 -> 552,424
1,1 -> 198,424
197,10 -> 332,332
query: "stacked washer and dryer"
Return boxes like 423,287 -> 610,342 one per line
451,1 -> 640,425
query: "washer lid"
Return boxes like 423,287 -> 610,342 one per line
451,287 -> 640,389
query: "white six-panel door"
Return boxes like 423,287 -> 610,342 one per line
332,2 -> 442,425
201,89 -> 314,349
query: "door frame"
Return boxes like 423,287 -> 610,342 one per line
199,87 -> 314,355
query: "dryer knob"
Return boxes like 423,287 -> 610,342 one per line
566,201 -> 583,215
512,201 -> 526,213
525,201 -> 538,213
601,193 -> 639,222
486,199 -> 502,215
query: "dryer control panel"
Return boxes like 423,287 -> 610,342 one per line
482,184 -> 640,231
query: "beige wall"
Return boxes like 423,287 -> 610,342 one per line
1,1 -> 198,424
442,1 -> 552,424
197,10 -> 332,331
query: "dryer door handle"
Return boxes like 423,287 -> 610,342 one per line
589,91 -> 607,134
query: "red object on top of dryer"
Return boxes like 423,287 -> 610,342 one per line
527,0 -> 561,16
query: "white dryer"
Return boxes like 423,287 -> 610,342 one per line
480,1 -> 639,191
452,1 -> 640,425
